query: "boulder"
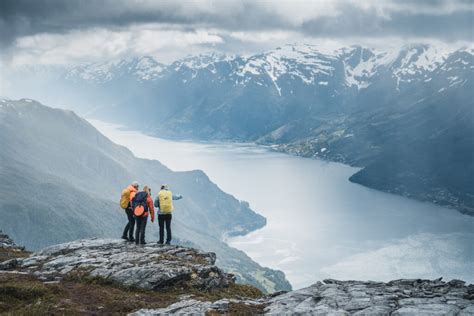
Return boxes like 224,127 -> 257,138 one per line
2,238 -> 233,291
0,231 -> 24,250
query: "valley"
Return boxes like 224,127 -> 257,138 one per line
5,43 -> 473,214
91,119 -> 474,290
0,99 -> 291,293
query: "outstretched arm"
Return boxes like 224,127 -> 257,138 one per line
172,194 -> 183,200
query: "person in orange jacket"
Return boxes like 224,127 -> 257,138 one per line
130,185 -> 155,245
120,181 -> 139,242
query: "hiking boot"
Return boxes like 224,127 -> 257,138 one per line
165,241 -> 171,245
128,238 -> 136,242
121,235 -> 128,241
157,241 -> 163,245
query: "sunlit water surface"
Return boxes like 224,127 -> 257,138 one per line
90,120 -> 474,289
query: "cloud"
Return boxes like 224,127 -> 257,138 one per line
300,3 -> 474,41
1,0 -> 472,66
9,25 -> 224,65
319,233 -> 474,283
228,31 -> 298,44
2,0 -> 472,46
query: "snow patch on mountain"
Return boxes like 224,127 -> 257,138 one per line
236,44 -> 338,93
66,60 -> 123,83
39,43 -> 474,95
134,56 -> 166,81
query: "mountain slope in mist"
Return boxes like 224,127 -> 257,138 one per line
0,99 -> 291,292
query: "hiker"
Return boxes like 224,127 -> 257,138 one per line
154,184 -> 183,245
130,185 -> 155,245
120,181 -> 139,242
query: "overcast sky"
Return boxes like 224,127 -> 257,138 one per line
1,0 -> 473,66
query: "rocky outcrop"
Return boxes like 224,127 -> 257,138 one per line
131,298 -> 267,315
0,230 -> 28,265
265,279 -> 474,315
0,238 -> 233,291
0,231 -> 23,250
1,235 -> 473,315
133,279 -> 474,315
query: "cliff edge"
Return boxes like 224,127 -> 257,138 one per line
1,233 -> 473,315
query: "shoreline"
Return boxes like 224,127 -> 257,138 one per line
88,118 -> 474,290
89,118 -> 467,216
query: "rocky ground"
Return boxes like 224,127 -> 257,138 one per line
2,238 -> 233,291
134,279 -> 474,315
1,232 -> 473,315
0,234 -> 261,314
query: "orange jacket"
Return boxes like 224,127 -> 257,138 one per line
146,195 -> 155,222
130,190 -> 155,221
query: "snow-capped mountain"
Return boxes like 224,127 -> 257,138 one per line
8,43 -> 469,119
64,56 -> 168,83
3,43 -> 473,214
57,43 -> 471,94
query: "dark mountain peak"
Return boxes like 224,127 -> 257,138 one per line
340,45 -> 377,68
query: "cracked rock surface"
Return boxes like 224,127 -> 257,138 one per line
131,298 -> 267,315
0,238 -> 233,291
1,234 -> 472,315
132,279 -> 474,315
264,279 -> 474,315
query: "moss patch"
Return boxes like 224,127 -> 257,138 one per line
0,271 -> 264,314
0,248 -> 30,262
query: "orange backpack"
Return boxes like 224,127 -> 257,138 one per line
132,191 -> 148,217
134,205 -> 145,217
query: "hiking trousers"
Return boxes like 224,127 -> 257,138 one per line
135,216 -> 148,244
158,214 -> 172,243
123,207 -> 135,239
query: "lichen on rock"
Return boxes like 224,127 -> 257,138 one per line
2,238 -> 233,291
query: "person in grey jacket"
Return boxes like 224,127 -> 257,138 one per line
154,184 -> 183,244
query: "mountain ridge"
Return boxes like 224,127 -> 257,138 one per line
3,42 -> 473,214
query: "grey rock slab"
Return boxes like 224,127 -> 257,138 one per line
130,297 -> 267,315
10,238 -> 233,291
353,305 -> 392,316
343,297 -> 371,311
393,304 -> 460,316
130,299 -> 214,315
263,278 -> 473,315
460,305 -> 474,316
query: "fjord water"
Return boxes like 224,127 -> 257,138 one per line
91,120 -> 474,290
